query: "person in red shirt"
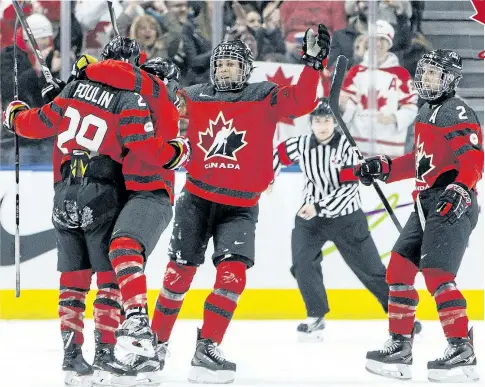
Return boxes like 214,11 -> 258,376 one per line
355,49 -> 482,383
156,25 -> 329,384
3,37 -> 188,385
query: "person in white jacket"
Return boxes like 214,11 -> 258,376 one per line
340,20 -> 418,158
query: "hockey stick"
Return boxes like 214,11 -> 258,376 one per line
13,11 -> 21,298
11,0 -> 55,85
107,1 -> 120,37
328,55 -> 403,232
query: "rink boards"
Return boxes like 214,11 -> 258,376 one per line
0,169 -> 483,320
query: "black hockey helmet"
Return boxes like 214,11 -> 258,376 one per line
414,49 -> 462,101
140,57 -> 181,82
310,99 -> 333,120
101,36 -> 141,66
210,39 -> 255,91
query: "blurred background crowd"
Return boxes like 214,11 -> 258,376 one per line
0,0 -> 482,166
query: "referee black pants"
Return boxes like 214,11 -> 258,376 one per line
290,209 -> 388,318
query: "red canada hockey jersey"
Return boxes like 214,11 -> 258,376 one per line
85,60 -> 179,202
388,96 -> 483,199
15,79 -> 175,184
182,65 -> 320,207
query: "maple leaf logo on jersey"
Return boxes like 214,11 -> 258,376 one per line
198,112 -> 248,161
266,67 -> 294,126
360,93 -> 388,111
415,135 -> 435,183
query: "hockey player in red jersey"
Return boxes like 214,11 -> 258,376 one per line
3,37 -> 188,385
354,49 -> 483,383
156,26 -> 328,384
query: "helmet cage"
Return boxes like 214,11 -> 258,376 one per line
414,57 -> 462,100
210,43 -> 254,91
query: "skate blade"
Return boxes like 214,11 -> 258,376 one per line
64,371 -> 93,386
365,359 -> 412,380
137,371 -> 163,386
115,337 -> 155,358
428,365 -> 480,383
188,366 -> 235,384
92,370 -> 138,387
298,330 -> 324,343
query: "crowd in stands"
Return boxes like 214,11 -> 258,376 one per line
0,0 -> 431,166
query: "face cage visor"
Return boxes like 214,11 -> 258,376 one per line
414,58 -> 460,100
210,50 -> 252,91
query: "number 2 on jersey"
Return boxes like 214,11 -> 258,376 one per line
57,106 -> 108,154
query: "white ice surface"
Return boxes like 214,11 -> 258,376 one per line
0,319 -> 484,387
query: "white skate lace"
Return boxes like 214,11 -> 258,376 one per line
436,344 -> 459,361
380,337 -> 401,354
208,343 -> 225,362
156,343 -> 170,360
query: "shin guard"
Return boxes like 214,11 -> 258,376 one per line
94,271 -> 121,345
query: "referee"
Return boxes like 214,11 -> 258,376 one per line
272,100 -> 389,341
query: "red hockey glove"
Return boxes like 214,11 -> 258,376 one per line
436,183 -> 472,224
163,136 -> 192,170
301,24 -> 330,71
353,155 -> 392,186
3,100 -> 30,134
41,78 -> 66,104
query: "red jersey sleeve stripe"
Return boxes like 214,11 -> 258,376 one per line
455,144 -> 482,157
122,133 -> 154,145
277,142 -> 293,166
340,167 -> 358,183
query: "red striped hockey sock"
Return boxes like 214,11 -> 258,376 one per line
423,268 -> 469,338
201,261 -> 246,344
386,252 -> 419,335
151,261 -> 197,343
59,270 -> 92,345
94,271 -> 121,345
109,237 -> 147,312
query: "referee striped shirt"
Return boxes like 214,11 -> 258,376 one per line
273,132 -> 361,218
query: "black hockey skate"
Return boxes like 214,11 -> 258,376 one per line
92,330 -> 138,387
365,332 -> 413,380
188,328 -> 236,384
132,334 -> 168,386
427,328 -> 479,383
115,308 -> 155,359
297,317 -> 325,342
61,330 -> 93,386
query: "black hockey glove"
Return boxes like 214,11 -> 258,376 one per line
354,155 -> 392,186
301,23 -> 330,71
436,183 -> 472,224
41,78 -> 66,104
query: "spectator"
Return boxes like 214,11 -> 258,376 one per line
279,1 -> 346,62
225,1 -> 285,61
75,0 -> 123,58
339,20 -> 418,158
1,13 -> 54,108
0,13 -> 56,166
327,8 -> 368,69
345,0 -> 412,53
129,14 -> 167,60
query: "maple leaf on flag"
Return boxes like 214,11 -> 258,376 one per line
266,67 -> 295,125
471,0 -> 485,25
360,94 -> 388,110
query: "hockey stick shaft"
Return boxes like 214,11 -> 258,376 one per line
13,13 -> 21,297
328,55 -> 403,232
11,0 -> 54,84
107,1 -> 120,37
